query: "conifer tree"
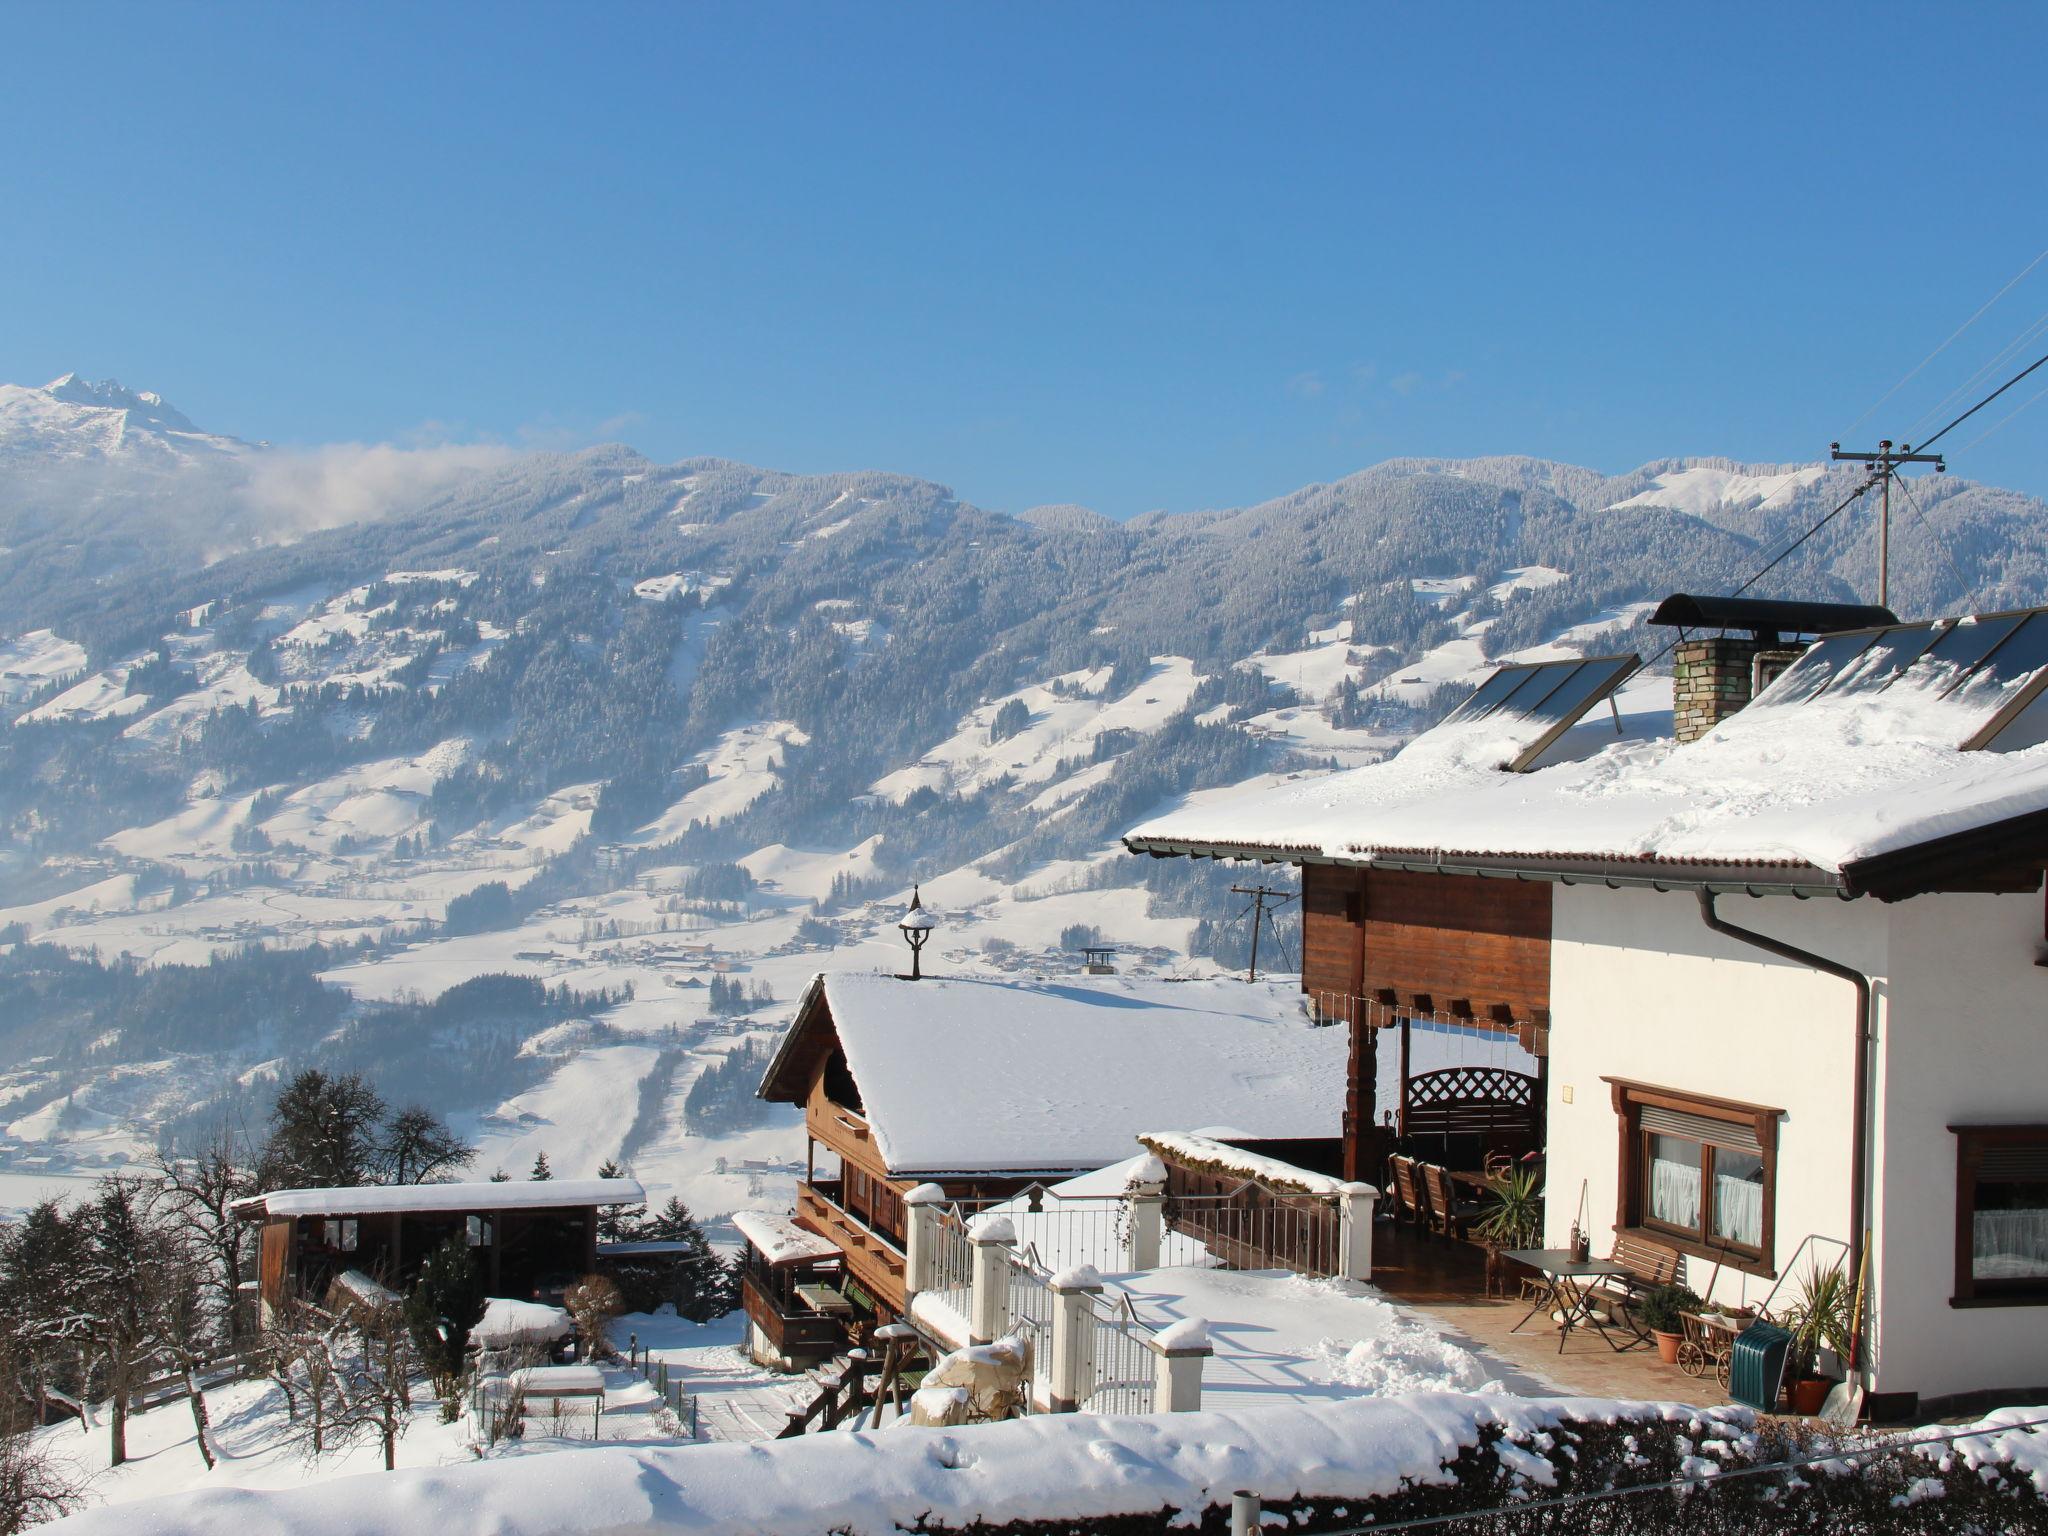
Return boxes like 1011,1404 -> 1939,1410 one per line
528,1150 -> 552,1181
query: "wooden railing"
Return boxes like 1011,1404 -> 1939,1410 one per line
797,1183 -> 906,1312
777,1352 -> 881,1437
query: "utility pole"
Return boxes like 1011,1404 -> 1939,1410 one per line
1230,884 -> 1296,982
1829,439 -> 1946,608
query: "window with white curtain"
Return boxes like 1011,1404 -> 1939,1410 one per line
1609,1080 -> 1779,1274
1954,1127 -> 2048,1304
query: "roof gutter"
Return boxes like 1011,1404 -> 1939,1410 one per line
1124,837 -> 1851,900
1696,889 -> 1872,1393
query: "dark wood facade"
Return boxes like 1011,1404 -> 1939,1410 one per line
248,1200 -> 602,1315
758,982 -> 1068,1328
1303,865 -> 1554,1180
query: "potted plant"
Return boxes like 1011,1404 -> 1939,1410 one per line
1781,1261 -> 1852,1415
1472,1168 -> 1542,1298
1634,1282 -> 1702,1365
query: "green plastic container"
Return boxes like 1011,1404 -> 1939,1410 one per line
1729,1320 -> 1791,1413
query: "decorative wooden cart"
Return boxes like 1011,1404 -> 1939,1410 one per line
1676,1309 -> 1755,1389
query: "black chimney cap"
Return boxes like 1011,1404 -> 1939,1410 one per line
1649,593 -> 1899,639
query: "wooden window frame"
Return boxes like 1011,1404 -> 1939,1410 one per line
1949,1124 -> 2048,1309
1605,1078 -> 1782,1278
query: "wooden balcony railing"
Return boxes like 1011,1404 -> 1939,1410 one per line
797,1183 -> 907,1314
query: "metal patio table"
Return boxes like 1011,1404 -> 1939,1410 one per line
1502,1248 -> 1646,1354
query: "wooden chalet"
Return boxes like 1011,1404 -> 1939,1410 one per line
238,1176 -> 644,1319
1125,595 -> 2048,1416
746,969 -> 1344,1367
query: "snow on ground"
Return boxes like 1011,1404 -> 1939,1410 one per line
630,722 -> 810,840
1121,1267 -> 1513,1406
0,1167 -> 107,1219
1505,601 -> 1658,662
0,874 -> 140,934
1605,462 -> 1825,517
871,658 -> 1201,803
1244,620 -> 1378,703
47,1388 -> 1752,1536
738,836 -> 886,904
17,662 -> 148,725
0,628 -> 86,704
1487,566 -> 1569,602
468,1042 -> 667,1181
633,571 -> 729,602
622,1308 -> 806,1442
121,659 -> 279,748
1411,575 -> 1479,607
32,1339 -> 717,1524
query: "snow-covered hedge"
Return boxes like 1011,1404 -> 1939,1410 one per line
48,1393 -> 2048,1535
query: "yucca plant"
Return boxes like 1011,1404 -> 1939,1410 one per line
1783,1260 -> 1853,1379
1473,1166 -> 1544,1250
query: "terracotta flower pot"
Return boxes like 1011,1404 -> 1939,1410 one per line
1788,1375 -> 1832,1416
1653,1329 -> 1682,1365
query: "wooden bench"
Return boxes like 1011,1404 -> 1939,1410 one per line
1592,1234 -> 1685,1324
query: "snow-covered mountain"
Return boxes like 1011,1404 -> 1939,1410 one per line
7,379 -> 2048,1222
0,373 -> 250,467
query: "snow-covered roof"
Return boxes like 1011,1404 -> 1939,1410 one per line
246,1177 -> 644,1218
474,1297 -> 574,1345
1126,619 -> 2048,894
732,1209 -> 841,1266
768,973 -> 1347,1176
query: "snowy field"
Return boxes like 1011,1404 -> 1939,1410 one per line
28,1309 -> 801,1527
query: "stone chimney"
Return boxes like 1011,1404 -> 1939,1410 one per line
1672,636 -> 1766,744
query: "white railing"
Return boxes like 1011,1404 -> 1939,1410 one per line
906,1199 -> 1212,1418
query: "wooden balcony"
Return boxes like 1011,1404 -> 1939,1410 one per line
741,1269 -> 843,1367
797,1182 -> 907,1317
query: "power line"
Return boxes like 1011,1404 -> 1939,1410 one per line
1891,469 -> 1972,602
1844,241 -> 2048,439
1915,346 -> 2048,455
1629,471 -> 1883,677
1229,883 -> 1294,982
1904,303 -> 2048,443
1960,376 -> 2048,453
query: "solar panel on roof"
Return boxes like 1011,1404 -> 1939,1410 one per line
1438,654 -> 1640,770
1824,625 -> 1945,696
1742,605 -> 2048,751
1757,630 -> 1879,705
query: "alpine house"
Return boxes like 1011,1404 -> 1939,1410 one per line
745,969 -> 1345,1368
1124,595 -> 2048,1418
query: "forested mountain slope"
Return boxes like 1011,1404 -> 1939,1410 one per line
4,382 -> 2044,1211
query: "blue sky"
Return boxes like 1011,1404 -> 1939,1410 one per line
6,3 -> 2048,514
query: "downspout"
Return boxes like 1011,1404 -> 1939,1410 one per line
1696,890 -> 1873,1383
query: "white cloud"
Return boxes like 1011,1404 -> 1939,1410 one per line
237,440 -> 525,533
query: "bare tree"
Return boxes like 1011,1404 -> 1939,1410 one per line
379,1107 -> 473,1186
143,1221 -> 224,1471
0,1422 -> 84,1533
340,1299 -> 417,1471
271,1298 -> 349,1461
150,1125 -> 256,1342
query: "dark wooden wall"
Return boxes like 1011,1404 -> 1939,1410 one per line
1303,864 -> 1553,1181
1362,868 -> 1551,1019
1302,865 -> 1553,1020
1302,864 -> 1366,1006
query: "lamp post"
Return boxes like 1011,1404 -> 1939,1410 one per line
898,885 -> 937,980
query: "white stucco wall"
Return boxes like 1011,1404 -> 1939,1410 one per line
1547,888 -> 1882,1322
1549,882 -> 2048,1406
1877,890 -> 2048,1401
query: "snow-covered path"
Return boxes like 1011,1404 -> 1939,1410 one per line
619,1309 -> 806,1442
